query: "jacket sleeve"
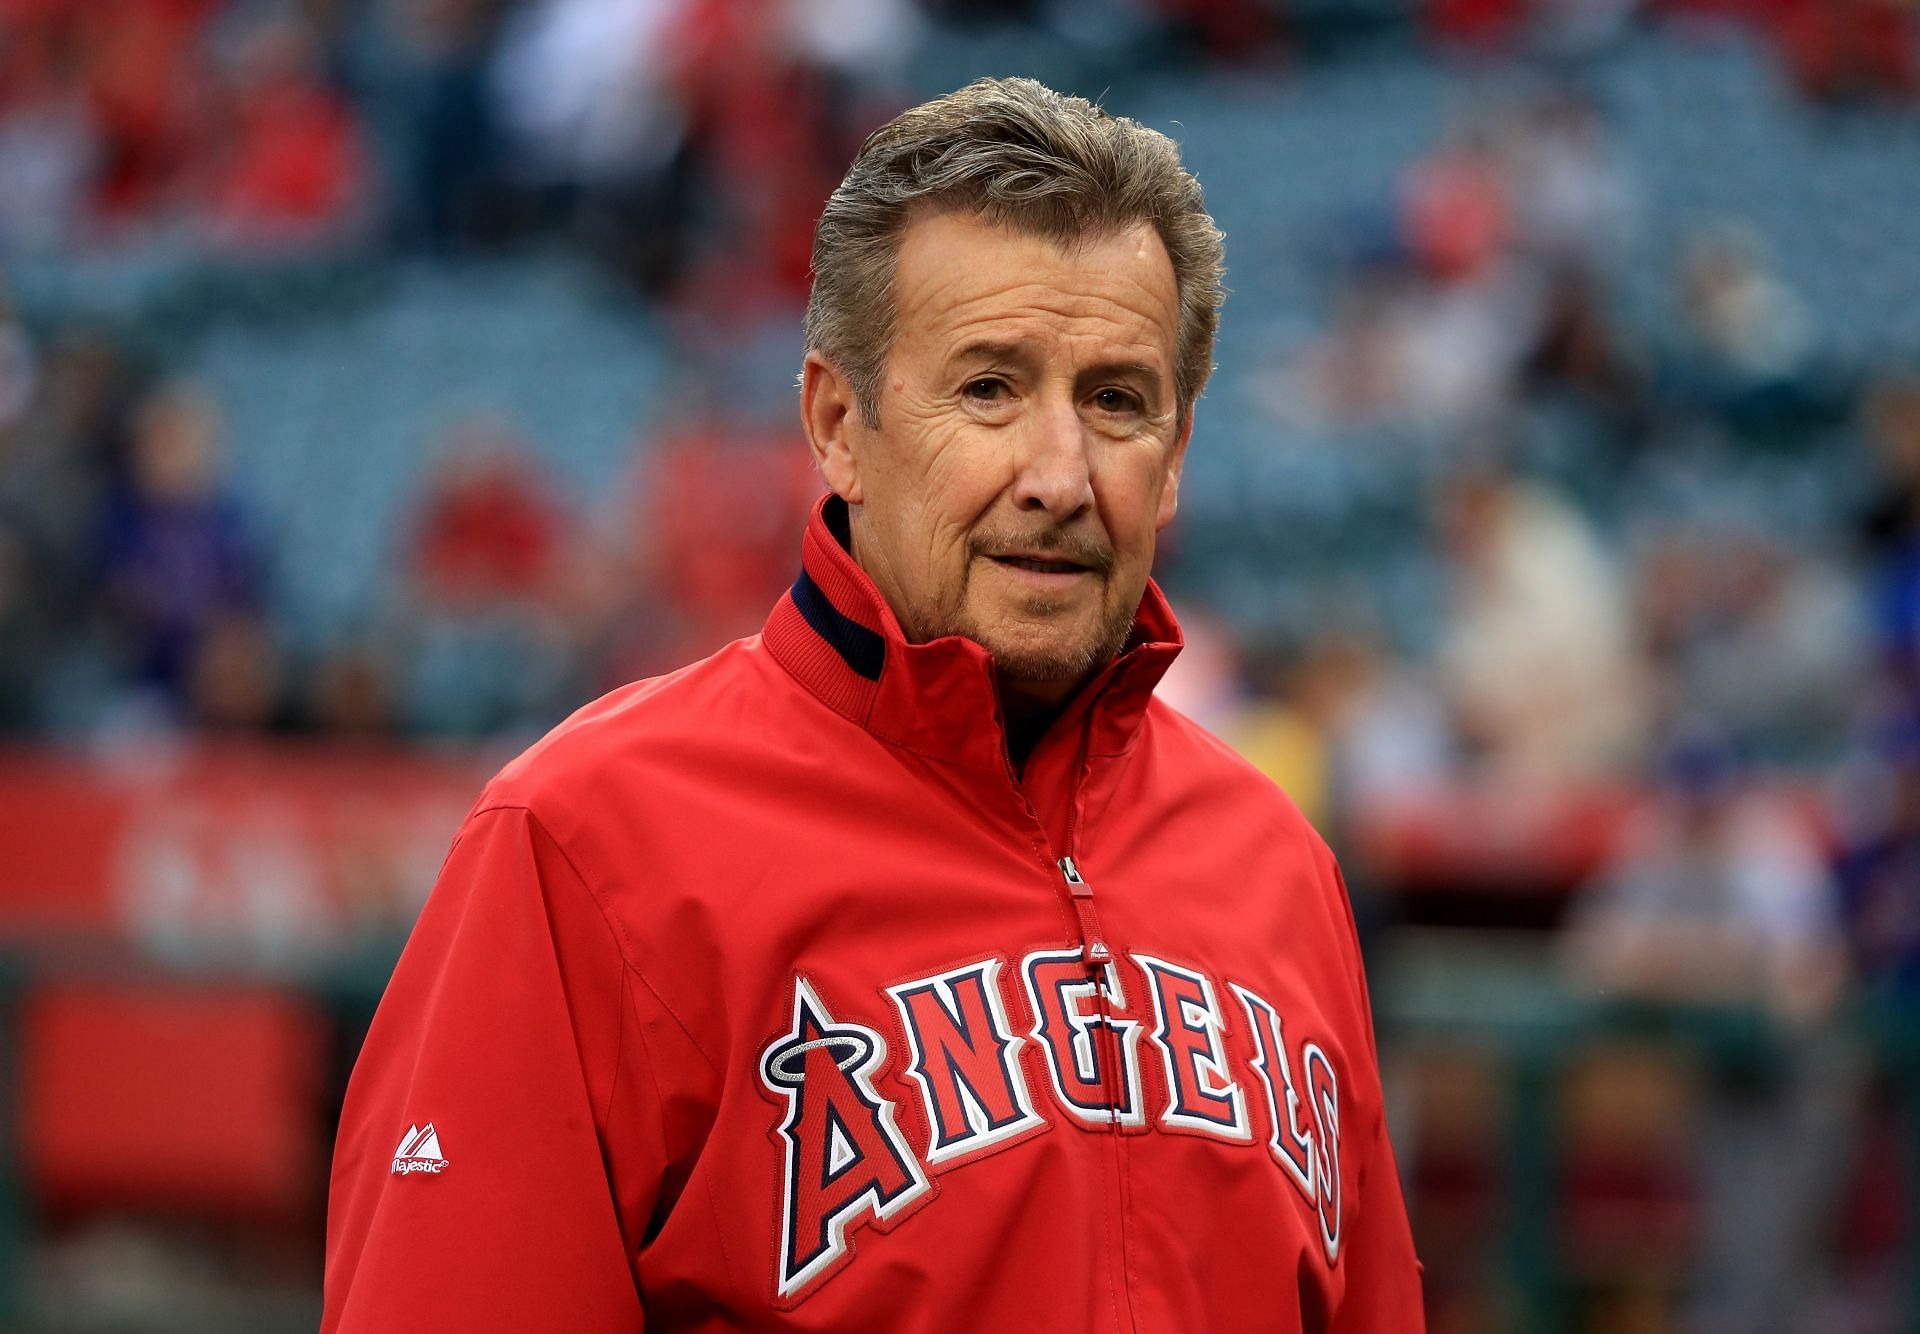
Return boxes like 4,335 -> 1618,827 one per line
1328,1098 -> 1425,1331
323,803 -> 658,1332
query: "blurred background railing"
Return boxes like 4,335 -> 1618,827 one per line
2,0 -> 1918,1329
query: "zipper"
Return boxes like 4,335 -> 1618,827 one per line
1052,727 -> 1124,1126
1052,804 -> 1140,1334
1054,719 -> 1106,967
1010,718 -> 1136,1333
1059,854 -> 1125,1130
1005,720 -> 1115,1059
1016,713 -> 1116,1076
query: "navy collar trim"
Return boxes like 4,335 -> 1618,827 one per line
790,567 -> 884,682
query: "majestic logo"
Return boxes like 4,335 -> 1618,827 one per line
759,948 -> 1347,1305
391,1123 -> 449,1175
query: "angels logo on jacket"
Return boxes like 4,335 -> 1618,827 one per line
757,946 -> 1345,1306
758,978 -> 931,1301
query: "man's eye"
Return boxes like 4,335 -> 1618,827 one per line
964,378 -> 1008,401
1092,388 -> 1140,413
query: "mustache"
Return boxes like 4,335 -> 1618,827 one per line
968,525 -> 1116,575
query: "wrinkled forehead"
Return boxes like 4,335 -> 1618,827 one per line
888,211 -> 1180,374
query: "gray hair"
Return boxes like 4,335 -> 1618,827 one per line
804,77 -> 1226,429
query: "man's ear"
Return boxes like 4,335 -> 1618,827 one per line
1155,406 -> 1194,530
801,351 -> 864,505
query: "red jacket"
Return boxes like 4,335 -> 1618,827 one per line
324,496 -> 1424,1331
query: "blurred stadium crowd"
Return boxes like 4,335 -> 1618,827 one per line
3,0 -> 1920,1329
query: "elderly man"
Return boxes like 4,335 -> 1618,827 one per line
324,78 -> 1423,1331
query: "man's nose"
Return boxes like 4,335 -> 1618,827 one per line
1011,396 -> 1094,521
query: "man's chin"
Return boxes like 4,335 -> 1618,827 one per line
986,644 -> 1101,686
964,616 -> 1132,688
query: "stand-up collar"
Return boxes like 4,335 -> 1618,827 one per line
763,494 -> 1184,771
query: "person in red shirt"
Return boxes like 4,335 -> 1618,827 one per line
324,77 -> 1424,1331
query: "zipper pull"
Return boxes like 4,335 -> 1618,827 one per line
1058,857 -> 1111,964
1058,855 -> 1092,897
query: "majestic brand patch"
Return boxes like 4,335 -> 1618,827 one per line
391,1123 -> 449,1175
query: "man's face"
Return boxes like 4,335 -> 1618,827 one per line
805,211 -> 1191,700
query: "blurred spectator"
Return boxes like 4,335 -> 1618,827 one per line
1676,225 -> 1812,380
1267,271 -> 1409,429
29,324 -> 139,475
1150,0 -> 1279,60
1425,0 -> 1528,51
1306,631 -> 1455,811
70,0 -> 219,232
1568,734 -> 1845,1020
1436,466 -> 1646,779
1401,121 -> 1509,287
0,520 -> 43,728
196,15 -> 372,252
781,0 -> 920,82
1276,84 -> 1641,438
1389,296 -> 1529,432
612,408 -> 822,672
1154,609 -> 1249,739
351,0 -> 505,250
1664,223 -> 1823,433
1856,370 -> 1920,701
1836,716 -> 1920,1001
1633,520 -> 1869,762
1224,629 -> 1452,836
1650,0 -> 1920,106
0,0 -> 378,254
0,292 -> 37,431
485,0 -> 697,289
184,607 -> 286,730
665,0 -> 913,317
390,411 -> 577,736
305,642 -> 398,738
409,413 -> 564,609
1564,732 -> 1854,1334
1393,121 -> 1548,427
1273,261 -> 1539,433
0,320 -> 124,732
1518,264 -> 1646,431
1498,85 -> 1638,272
0,15 -> 100,253
1769,0 -> 1918,106
90,379 -> 263,719
488,0 -> 688,188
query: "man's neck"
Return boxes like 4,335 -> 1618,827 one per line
997,674 -> 1084,773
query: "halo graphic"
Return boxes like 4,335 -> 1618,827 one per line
763,1031 -> 875,1087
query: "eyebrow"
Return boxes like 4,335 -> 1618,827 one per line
946,339 -> 1030,371
1081,359 -> 1164,386
946,341 -> 1168,390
